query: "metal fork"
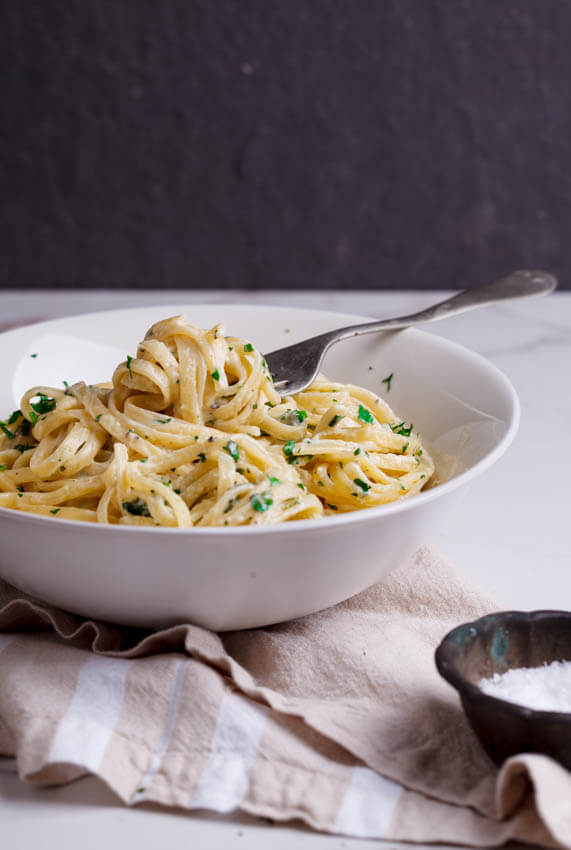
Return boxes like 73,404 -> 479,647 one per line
265,269 -> 556,395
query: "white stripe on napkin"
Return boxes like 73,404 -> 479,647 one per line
191,691 -> 268,813
49,655 -> 132,772
132,658 -> 187,803
334,766 -> 402,838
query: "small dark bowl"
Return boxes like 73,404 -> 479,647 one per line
435,610 -> 571,769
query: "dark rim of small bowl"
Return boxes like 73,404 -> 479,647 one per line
435,610 -> 571,724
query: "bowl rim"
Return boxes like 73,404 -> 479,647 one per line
435,609 -> 571,723
0,302 -> 520,537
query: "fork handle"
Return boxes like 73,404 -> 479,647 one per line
326,269 -> 556,344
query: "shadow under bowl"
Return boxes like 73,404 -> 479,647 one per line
435,610 -> 571,769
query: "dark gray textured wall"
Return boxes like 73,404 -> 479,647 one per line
0,1 -> 569,290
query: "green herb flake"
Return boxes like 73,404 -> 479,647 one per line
420,474 -> 426,479
155,417 -> 172,424
0,423 -> 16,440
30,353 -> 38,358
50,508 -> 60,515
122,498 -> 151,517
295,409 -> 307,421
297,483 -> 305,490
14,443 -> 34,454
126,355 -> 133,376
29,411 -> 38,424
327,503 -> 338,511
353,448 -> 361,456
358,405 -> 374,424
139,458 -> 148,463
390,421 -> 413,437
353,477 -> 370,493
416,449 -> 423,457
31,395 -> 56,415
224,440 -> 239,462
17,484 -> 24,492
268,475 -> 281,486
328,414 -> 342,427
243,343 -> 254,352
59,465 -> 66,472
224,497 -> 237,514
95,414 -> 102,422
401,441 -> 409,454
211,369 -> 220,381
0,464 -> 6,471
7,410 -> 21,425
381,372 -> 394,392
283,440 -> 295,458
250,491 -> 273,513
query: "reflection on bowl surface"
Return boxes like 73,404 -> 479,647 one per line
0,304 -> 519,630
436,610 -> 571,769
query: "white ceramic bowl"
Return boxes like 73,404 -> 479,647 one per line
0,304 -> 519,630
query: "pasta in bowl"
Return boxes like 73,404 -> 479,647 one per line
0,304 -> 517,629
0,316 -> 434,526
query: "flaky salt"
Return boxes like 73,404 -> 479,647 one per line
478,660 -> 571,712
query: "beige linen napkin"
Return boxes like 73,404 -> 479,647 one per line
0,544 -> 568,847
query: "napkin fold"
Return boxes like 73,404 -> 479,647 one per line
0,545 -> 568,847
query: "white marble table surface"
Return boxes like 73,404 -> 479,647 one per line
1,287 -> 569,850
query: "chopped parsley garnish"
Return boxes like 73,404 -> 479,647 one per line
31,394 -> 56,415
381,372 -> 394,392
327,503 -> 338,511
283,440 -> 295,458
250,491 -> 273,512
30,353 -> 38,358
192,452 -> 207,463
268,475 -> 281,486
7,410 -> 21,425
420,474 -> 426,479
122,498 -> 151,517
402,442 -> 409,454
155,417 -> 171,424
280,408 -> 308,426
224,497 -> 238,513
243,343 -> 254,352
0,423 -> 16,439
14,443 -> 34,453
224,440 -> 239,462
17,484 -> 24,492
211,369 -> 220,381
139,458 -> 148,463
59,465 -> 66,471
161,478 -> 172,488
264,401 -> 275,408
50,508 -> 60,515
126,355 -> 133,376
328,414 -> 342,427
416,448 -> 423,456
400,485 -> 407,491
29,411 -> 38,424
0,464 -> 6,471
353,478 -> 370,493
390,421 -> 413,437
297,483 -> 305,490
353,448 -> 361,455
358,405 -> 374,424
95,414 -> 102,422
